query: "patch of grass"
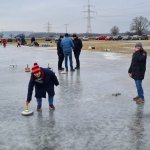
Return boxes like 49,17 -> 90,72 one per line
82,40 -> 150,54
8,38 -> 150,55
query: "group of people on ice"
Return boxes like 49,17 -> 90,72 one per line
57,33 -> 83,72
26,33 -> 83,111
25,34 -> 147,112
0,34 -> 147,109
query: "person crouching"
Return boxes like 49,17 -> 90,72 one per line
26,63 -> 59,111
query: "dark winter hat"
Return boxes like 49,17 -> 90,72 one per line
135,42 -> 143,48
32,63 -> 41,74
64,33 -> 69,37
59,35 -> 63,38
72,34 -> 77,37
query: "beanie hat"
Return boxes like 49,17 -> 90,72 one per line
72,34 -> 77,37
59,35 -> 63,39
135,42 -> 143,48
32,63 -> 41,74
65,33 -> 69,37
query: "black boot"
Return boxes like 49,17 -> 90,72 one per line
75,66 -> 80,69
71,66 -> 75,71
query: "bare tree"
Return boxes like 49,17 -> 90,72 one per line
110,26 -> 119,36
130,16 -> 150,35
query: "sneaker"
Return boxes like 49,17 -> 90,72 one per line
136,98 -> 145,105
37,106 -> 42,112
49,104 -> 55,110
133,96 -> 140,101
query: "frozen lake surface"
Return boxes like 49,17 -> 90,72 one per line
0,45 -> 150,150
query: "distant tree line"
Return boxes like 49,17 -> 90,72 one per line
0,16 -> 150,38
111,16 -> 150,36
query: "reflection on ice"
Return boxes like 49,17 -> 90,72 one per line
0,46 -> 150,150
102,52 -> 126,60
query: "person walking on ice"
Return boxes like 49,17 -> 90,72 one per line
128,42 -> 147,104
26,63 -> 59,111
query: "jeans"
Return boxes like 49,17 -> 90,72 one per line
64,52 -> 73,70
135,80 -> 144,100
36,96 -> 54,108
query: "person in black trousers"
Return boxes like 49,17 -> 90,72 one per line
72,34 -> 83,69
57,35 -> 64,71
128,42 -> 147,104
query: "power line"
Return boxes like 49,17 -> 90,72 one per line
83,0 -> 96,35
64,24 -> 68,33
97,10 -> 150,18
47,22 -> 52,33
97,1 -> 150,12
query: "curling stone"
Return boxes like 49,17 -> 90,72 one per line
21,109 -> 33,116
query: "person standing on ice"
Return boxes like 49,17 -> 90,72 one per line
61,33 -> 75,72
72,34 -> 83,70
57,35 -> 64,71
128,42 -> 147,105
26,63 -> 59,111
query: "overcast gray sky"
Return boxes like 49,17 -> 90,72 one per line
0,0 -> 150,33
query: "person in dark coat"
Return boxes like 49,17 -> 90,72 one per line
128,42 -> 147,104
31,37 -> 35,43
26,63 -> 59,111
72,34 -> 83,69
17,39 -> 21,47
57,35 -> 64,71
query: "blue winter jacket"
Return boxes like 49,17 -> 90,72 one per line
27,68 -> 59,102
61,37 -> 74,53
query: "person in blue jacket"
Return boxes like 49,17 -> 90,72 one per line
61,33 -> 75,72
26,63 -> 59,111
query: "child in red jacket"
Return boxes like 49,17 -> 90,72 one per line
2,39 -> 7,47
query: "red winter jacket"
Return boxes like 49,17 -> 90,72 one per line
2,39 -> 7,44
